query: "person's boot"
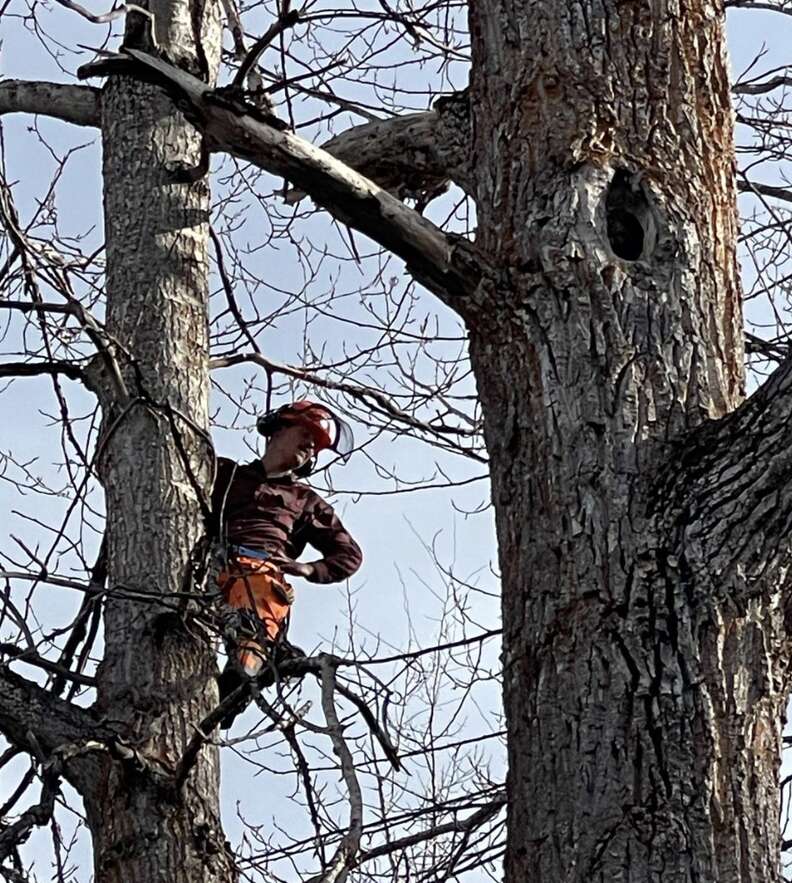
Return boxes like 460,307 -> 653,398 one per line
217,664 -> 249,730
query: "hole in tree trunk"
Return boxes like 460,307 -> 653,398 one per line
606,170 -> 650,261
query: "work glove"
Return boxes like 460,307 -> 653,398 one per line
272,577 -> 295,606
269,556 -> 316,581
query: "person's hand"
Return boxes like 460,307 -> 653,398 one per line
270,556 -> 316,580
272,580 -> 296,605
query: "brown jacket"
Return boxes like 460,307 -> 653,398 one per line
211,457 -> 362,584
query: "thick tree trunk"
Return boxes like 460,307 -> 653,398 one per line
85,5 -> 235,882
468,1 -> 789,880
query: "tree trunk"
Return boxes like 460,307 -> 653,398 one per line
86,6 -> 235,881
468,1 -> 789,880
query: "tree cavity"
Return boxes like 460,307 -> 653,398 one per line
605,170 -> 655,262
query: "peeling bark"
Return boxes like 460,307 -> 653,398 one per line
467,1 -> 785,880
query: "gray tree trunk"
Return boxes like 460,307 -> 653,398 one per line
85,5 -> 235,881
468,2 -> 789,880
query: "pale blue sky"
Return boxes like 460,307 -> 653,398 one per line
0,3 -> 790,880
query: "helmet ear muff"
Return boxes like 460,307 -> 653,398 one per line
256,409 -> 282,438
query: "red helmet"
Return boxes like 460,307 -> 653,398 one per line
256,400 -> 354,461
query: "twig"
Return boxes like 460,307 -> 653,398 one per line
210,352 -> 482,442
56,541 -> 106,699
333,680 -> 400,771
307,655 -> 363,883
209,228 -> 261,354
231,9 -> 301,90
219,0 -> 247,61
0,644 -> 96,687
0,570 -> 201,609
342,628 -> 502,667
281,722 -> 327,869
53,0 -> 153,27
352,793 -> 506,867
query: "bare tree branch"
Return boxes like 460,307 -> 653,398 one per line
0,185 -> 128,403
0,669 -> 99,769
173,683 -> 250,789
0,361 -> 85,381
0,81 -> 100,127
739,178 -> 792,205
333,680 -> 401,772
231,8 -> 301,90
307,656 -> 363,883
114,50 -> 485,311
733,74 -> 792,95
0,644 -> 96,687
218,0 -> 246,62
725,0 -> 792,14
653,355 -> 792,607
352,793 -> 506,868
52,0 -> 151,25
0,770 -> 59,862
746,332 -> 790,362
210,352 -> 484,450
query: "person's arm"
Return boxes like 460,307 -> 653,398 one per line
291,493 -> 363,584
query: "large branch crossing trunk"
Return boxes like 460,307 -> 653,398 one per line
468,1 -> 791,880
83,6 -> 236,881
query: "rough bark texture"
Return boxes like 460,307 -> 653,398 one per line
5,1 -> 792,880
467,1 -> 789,881
285,91 -> 472,204
86,2 -> 235,880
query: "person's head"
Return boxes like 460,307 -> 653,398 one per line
257,401 -> 353,476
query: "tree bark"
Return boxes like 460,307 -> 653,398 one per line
467,1 -> 787,880
284,91 -> 472,204
0,81 -> 100,126
83,2 -> 236,881
5,0 -> 790,879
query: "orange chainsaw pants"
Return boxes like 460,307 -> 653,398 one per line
218,556 -> 292,675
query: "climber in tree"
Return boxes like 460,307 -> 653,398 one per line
211,400 -> 362,726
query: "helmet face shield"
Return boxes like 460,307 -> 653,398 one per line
330,415 -> 354,461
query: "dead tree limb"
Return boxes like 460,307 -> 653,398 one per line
285,92 -> 472,204
112,50 -> 485,312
